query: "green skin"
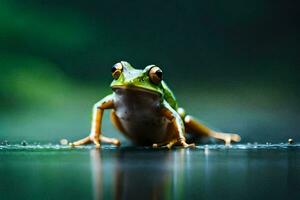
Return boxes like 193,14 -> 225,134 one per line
70,61 -> 241,148
111,61 -> 178,110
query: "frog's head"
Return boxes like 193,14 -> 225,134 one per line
110,61 -> 164,95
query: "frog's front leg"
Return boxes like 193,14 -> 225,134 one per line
70,94 -> 121,148
181,111 -> 241,145
156,101 -> 195,149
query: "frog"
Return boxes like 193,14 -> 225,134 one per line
70,61 -> 241,148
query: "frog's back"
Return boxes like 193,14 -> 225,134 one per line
113,87 -> 171,145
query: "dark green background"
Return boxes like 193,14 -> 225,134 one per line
0,0 -> 299,143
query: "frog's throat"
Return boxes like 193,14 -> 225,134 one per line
111,85 -> 161,96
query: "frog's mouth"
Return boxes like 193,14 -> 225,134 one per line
112,85 -> 161,96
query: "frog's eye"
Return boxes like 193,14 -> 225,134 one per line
149,66 -> 163,84
112,63 -> 123,79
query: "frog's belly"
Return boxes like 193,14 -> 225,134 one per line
113,87 -> 170,145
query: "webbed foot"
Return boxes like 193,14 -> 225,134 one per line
153,138 -> 195,149
212,131 -> 241,145
69,135 -> 121,148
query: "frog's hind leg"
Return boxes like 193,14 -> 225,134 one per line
182,112 -> 241,145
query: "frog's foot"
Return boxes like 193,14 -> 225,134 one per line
183,115 -> 241,145
100,135 -> 121,146
69,135 -> 121,148
211,131 -> 241,145
153,139 -> 195,149
176,138 -> 195,149
152,141 -> 171,148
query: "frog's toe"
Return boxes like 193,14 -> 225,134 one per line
184,143 -> 196,148
231,134 -> 241,142
92,138 -> 101,148
178,140 -> 195,148
212,131 -> 241,145
152,143 -> 159,148
69,136 -> 92,147
100,135 -> 121,147
112,139 -> 121,146
152,142 -> 169,148
69,134 -> 121,148
166,143 -> 175,149
152,141 -> 176,149
224,133 -> 241,145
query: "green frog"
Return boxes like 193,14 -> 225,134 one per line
70,61 -> 240,148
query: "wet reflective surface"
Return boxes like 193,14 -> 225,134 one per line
0,144 -> 300,200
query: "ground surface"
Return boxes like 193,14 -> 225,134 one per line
0,143 -> 299,200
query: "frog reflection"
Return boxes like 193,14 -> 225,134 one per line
90,148 -> 188,200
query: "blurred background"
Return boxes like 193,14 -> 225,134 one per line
0,0 -> 299,144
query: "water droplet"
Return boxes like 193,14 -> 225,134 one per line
288,138 -> 294,144
21,140 -> 28,146
60,139 -> 68,145
1,140 -> 9,145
